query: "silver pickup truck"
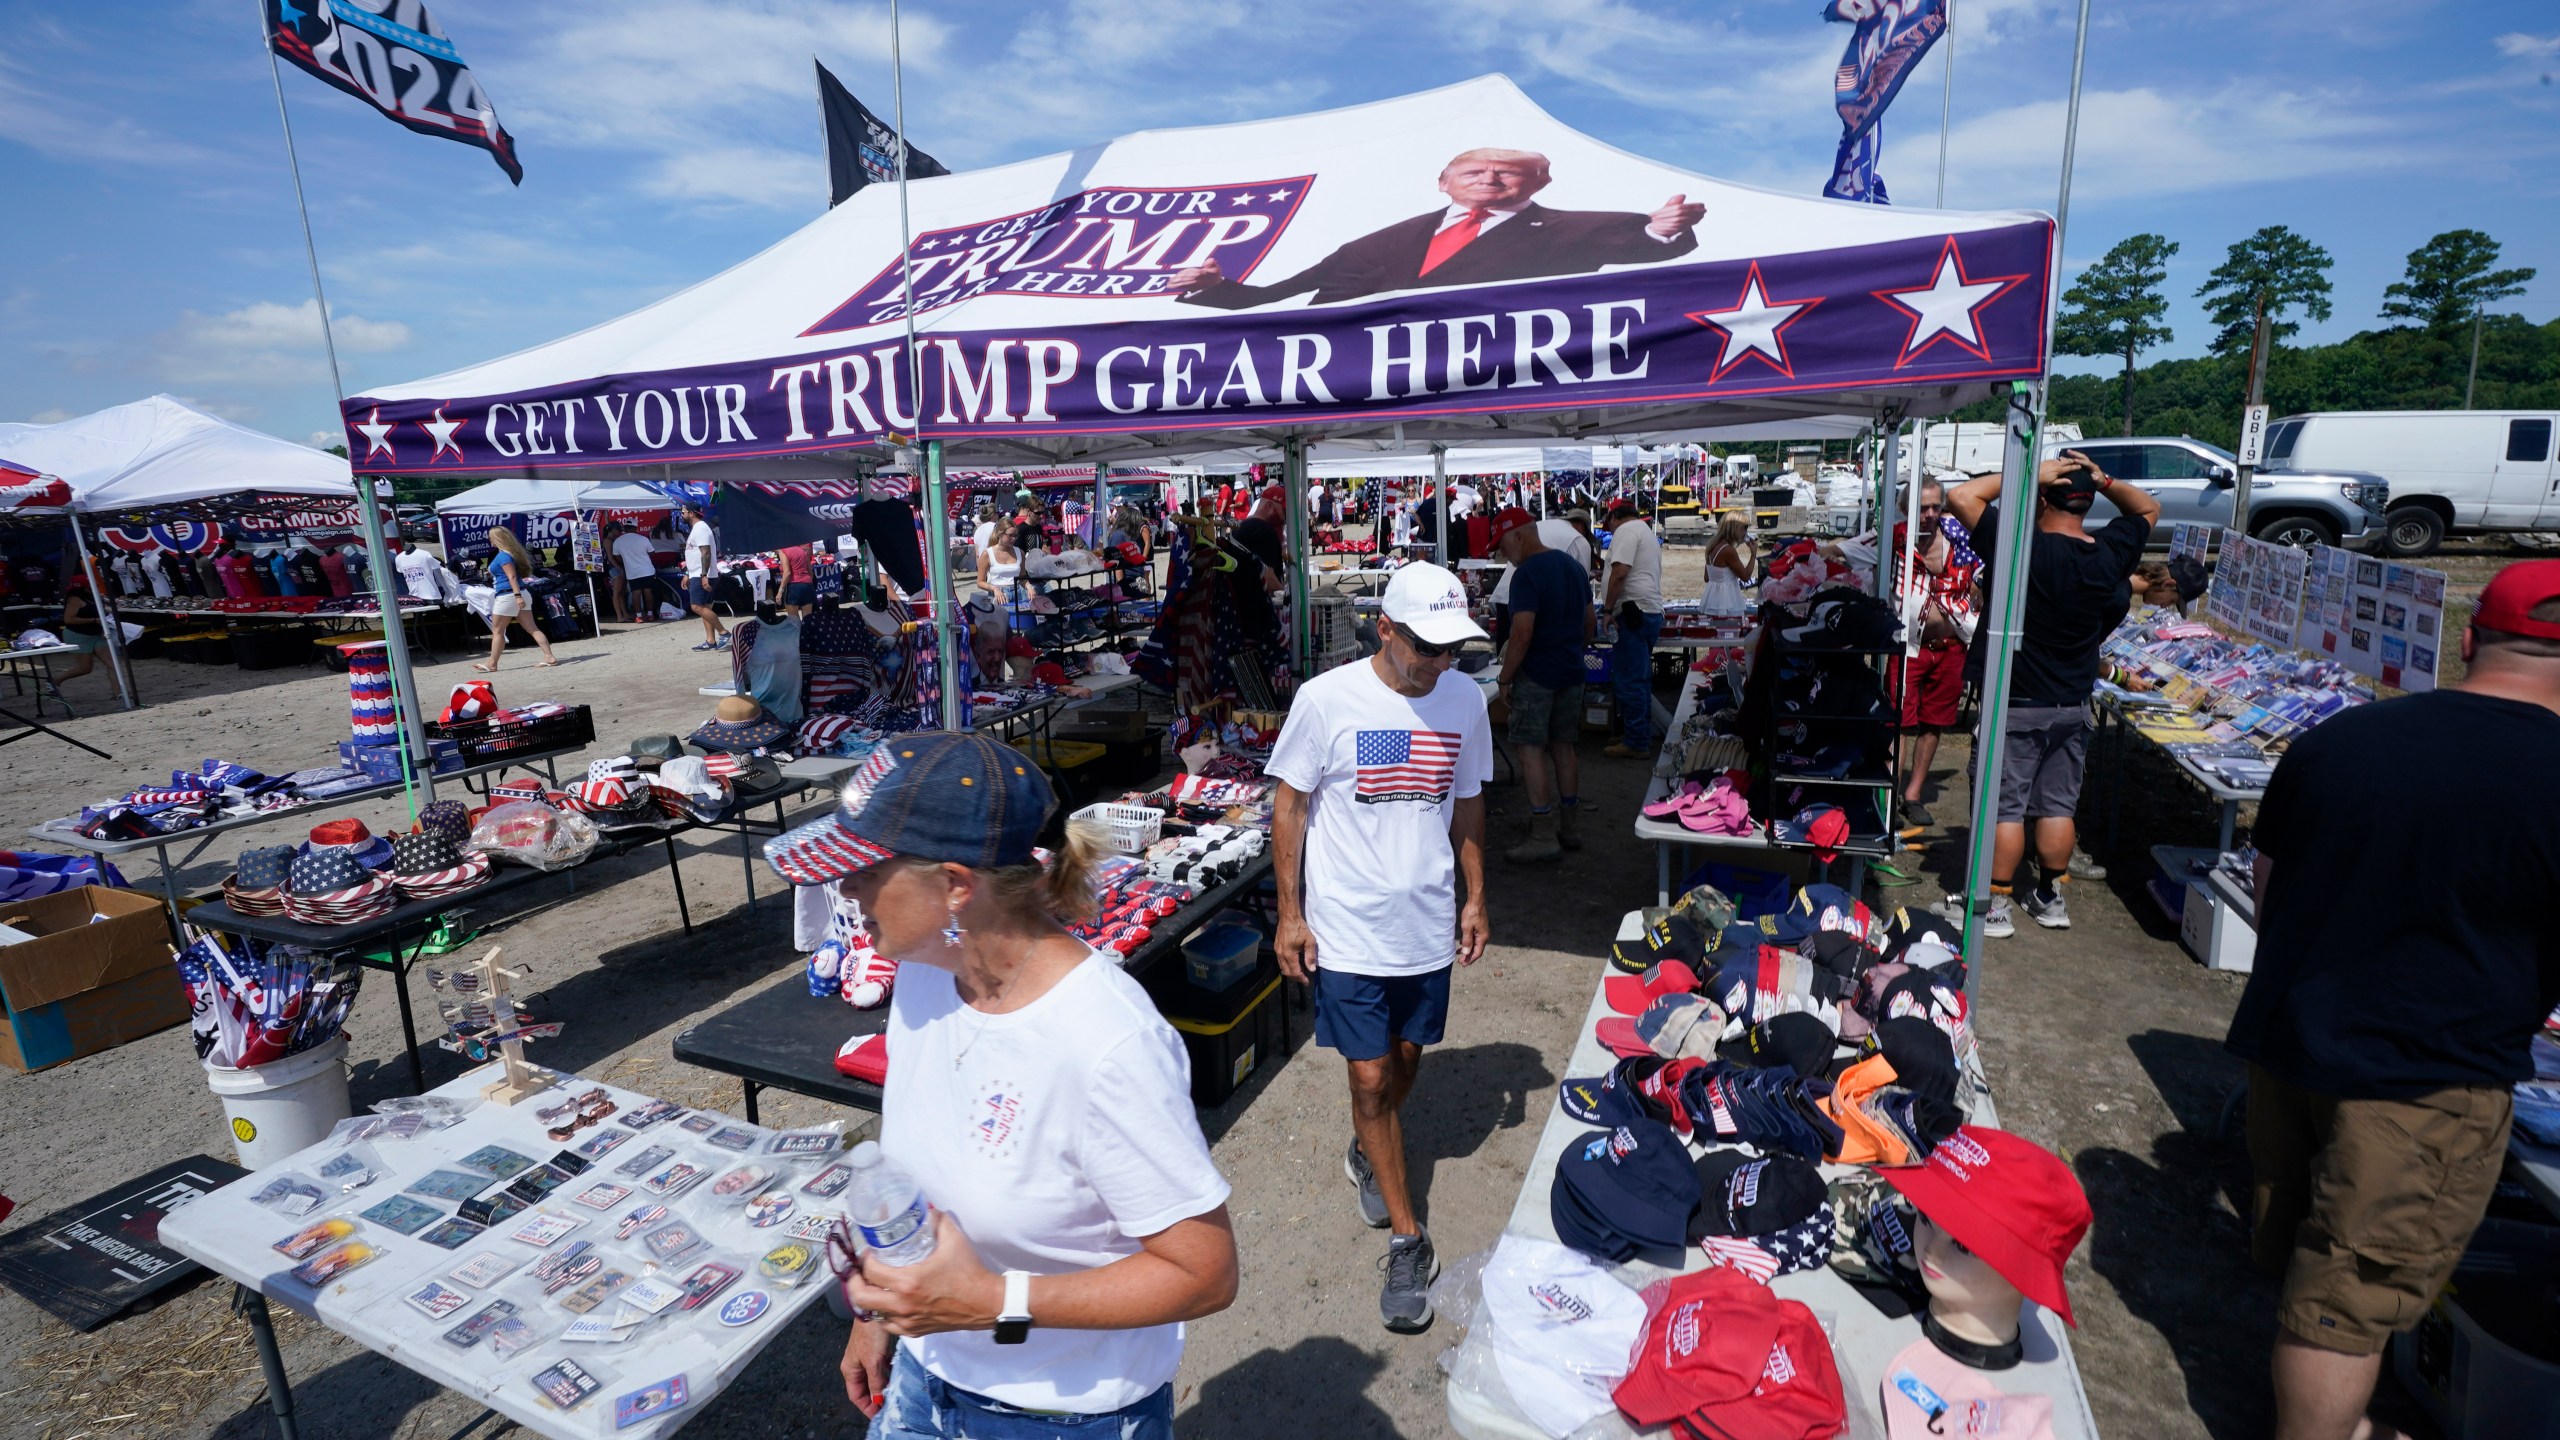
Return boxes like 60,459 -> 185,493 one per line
2048,436 -> 2390,550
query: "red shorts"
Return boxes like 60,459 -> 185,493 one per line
1893,644 -> 1965,729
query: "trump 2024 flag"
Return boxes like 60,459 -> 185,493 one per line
266,0 -> 523,184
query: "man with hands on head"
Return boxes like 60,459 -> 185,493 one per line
1943,449 -> 2160,937
760,731 -> 1236,1439
1267,562 -> 1494,1334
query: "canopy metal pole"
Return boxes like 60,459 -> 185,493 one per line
574,484 -> 603,627
1432,445 -> 1449,569
1935,0 -> 1956,208
1283,436 -> 1310,675
255,0 -> 434,803
1957,0 -> 2088,979
64,510 -> 137,711
922,441 -> 964,731
1093,461 -> 1107,551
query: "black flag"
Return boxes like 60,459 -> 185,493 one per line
817,60 -> 946,206
266,0 -> 522,184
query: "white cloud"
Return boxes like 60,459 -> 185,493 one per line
2496,32 -> 2559,59
0,50 -> 222,170
155,300 -> 411,386
1944,84 -> 2425,207
21,407 -> 71,424
642,145 -> 823,210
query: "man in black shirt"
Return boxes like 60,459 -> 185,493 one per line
2227,560 -> 2560,1440
1946,451 -> 2158,936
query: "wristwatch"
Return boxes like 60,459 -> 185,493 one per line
994,1270 -> 1033,1345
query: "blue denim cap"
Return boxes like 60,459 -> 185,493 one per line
763,730 -> 1055,886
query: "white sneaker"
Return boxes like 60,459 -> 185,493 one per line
1981,896 -> 2015,938
2021,888 -> 2071,929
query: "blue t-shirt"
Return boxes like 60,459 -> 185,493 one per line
490,550 -> 518,594
1505,547 -> 1591,690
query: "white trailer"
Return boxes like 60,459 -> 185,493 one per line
2263,410 -> 2560,556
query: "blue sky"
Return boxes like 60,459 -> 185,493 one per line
3,0 -> 2553,448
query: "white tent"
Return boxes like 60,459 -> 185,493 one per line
0,395 -> 354,510
346,74 -> 2053,479
432,477 -> 673,515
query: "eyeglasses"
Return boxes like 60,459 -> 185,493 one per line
540,1088 -> 617,1142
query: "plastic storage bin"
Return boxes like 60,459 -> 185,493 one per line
1165,968 -> 1285,1108
1181,920 -> 1262,993
1071,802 -> 1163,855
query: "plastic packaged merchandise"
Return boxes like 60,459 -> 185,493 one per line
469,800 -> 601,871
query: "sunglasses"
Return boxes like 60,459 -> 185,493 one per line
539,1087 -> 618,1142
826,1215 -> 883,1320
1396,627 -> 1457,660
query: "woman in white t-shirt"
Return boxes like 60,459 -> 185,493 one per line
763,732 -> 1236,1438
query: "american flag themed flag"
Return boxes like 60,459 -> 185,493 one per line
1354,729 -> 1461,804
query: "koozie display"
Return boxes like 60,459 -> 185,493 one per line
346,642 -> 400,746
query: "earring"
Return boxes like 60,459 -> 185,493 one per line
942,907 -> 966,948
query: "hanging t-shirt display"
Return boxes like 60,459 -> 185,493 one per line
1266,660 -> 1493,978
852,499 -> 926,595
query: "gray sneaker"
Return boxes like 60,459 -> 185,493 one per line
2067,849 -> 2108,881
1981,896 -> 2016,938
1379,1228 -> 1439,1333
2020,887 -> 2071,929
1345,1139 -> 1389,1228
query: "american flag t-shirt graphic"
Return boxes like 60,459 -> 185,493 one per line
1354,729 -> 1462,804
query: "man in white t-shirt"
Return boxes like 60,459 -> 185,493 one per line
1267,560 -> 1493,1335
1599,499 -> 1665,757
609,523 -> 659,623
680,502 -> 729,650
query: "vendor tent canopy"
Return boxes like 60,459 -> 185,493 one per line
0,395 -> 355,511
431,477 -> 673,515
344,74 -> 2053,477
0,459 -> 73,513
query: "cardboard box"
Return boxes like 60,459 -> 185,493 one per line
0,886 -> 184,1073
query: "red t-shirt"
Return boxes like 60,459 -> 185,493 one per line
780,545 -> 814,584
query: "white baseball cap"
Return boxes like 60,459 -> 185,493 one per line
1381,562 -> 1488,646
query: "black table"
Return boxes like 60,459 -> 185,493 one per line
674,852 -> 1277,1120
179,786 -> 821,1093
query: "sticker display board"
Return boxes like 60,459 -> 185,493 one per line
2204,530 -> 2308,647
570,520 -> 605,574
2293,545 -> 2445,693
2165,522 -> 2213,568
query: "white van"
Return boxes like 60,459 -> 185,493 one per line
2262,410 -> 2560,556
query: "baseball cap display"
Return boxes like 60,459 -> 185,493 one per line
1595,992 -> 1722,1062
1718,1011 -> 1840,1079
2472,559 -> 2560,639
1551,1119 -> 1699,1263
1869,1017 -> 1962,1109
764,732 -> 1056,887
1760,884 -> 1876,944
1379,561 -> 1489,646
1604,959 -> 1699,1016
1474,1234 -> 1650,1440
1613,1267 -> 1846,1440
1679,1063 -> 1845,1163
1882,1127 -> 2094,1327
1558,1057 -> 1688,1131
1778,587 -> 1902,650
1612,911 -> 1708,974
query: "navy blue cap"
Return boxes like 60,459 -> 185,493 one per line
1760,883 -> 1871,944
1553,1120 -> 1699,1260
764,731 -> 1056,886
1559,1058 -> 1679,1129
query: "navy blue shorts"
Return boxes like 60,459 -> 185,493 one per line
1314,965 -> 1452,1060
685,579 -> 714,610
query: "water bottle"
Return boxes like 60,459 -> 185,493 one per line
845,1141 -> 937,1266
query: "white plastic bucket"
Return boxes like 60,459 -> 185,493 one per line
207,1034 -> 353,1169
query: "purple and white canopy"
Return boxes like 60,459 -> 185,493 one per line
347,75 -> 2052,479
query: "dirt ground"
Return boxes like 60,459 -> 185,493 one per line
0,539 -> 2470,1440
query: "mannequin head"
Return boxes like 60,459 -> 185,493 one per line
1914,1214 -> 2023,1352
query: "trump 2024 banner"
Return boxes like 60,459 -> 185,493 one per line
344,77 -> 2048,472
267,0 -> 522,183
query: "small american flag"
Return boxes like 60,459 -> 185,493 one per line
1354,729 -> 1461,803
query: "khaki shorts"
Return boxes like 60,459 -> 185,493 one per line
2246,1064 -> 2513,1354
1506,678 -> 1583,747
